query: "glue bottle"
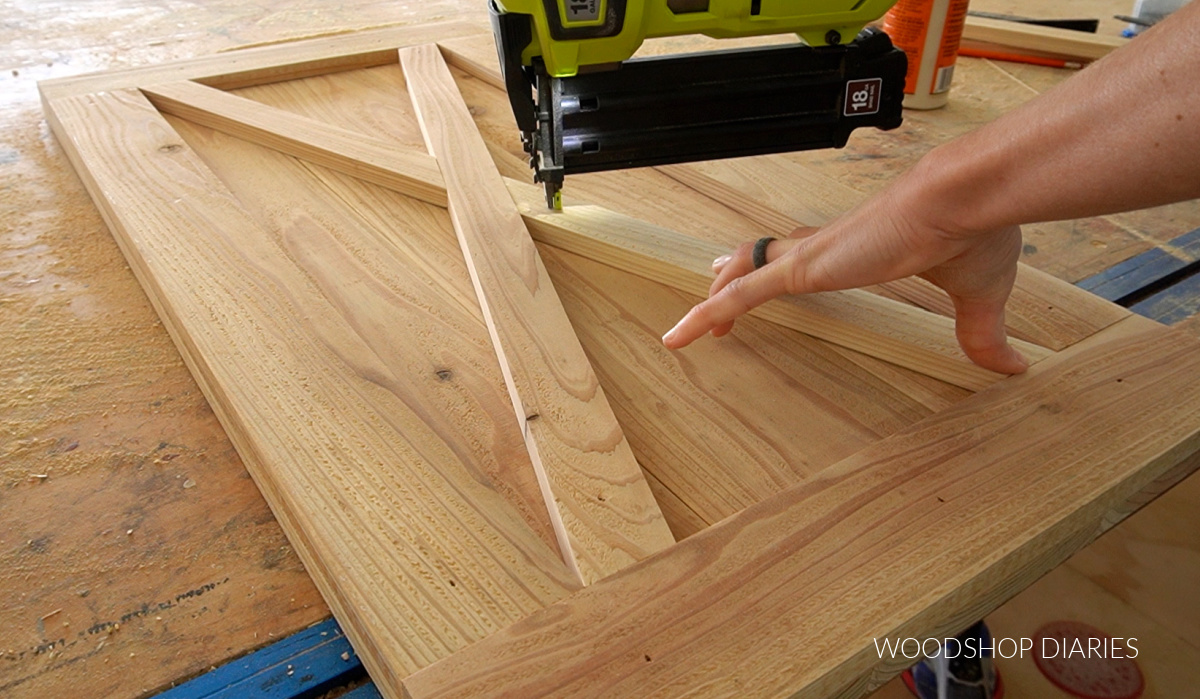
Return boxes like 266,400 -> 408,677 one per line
882,0 -> 971,109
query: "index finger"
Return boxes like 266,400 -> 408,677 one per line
662,258 -> 793,349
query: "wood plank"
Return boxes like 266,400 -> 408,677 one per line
228,64 -> 431,153
509,188 -> 1052,391
437,36 -> 506,91
402,315 -> 1200,699
0,426 -> 329,699
541,244 -> 934,533
44,88 -> 580,694
657,159 -> 844,236
141,80 -> 447,206
962,16 -> 1128,63
400,43 -> 676,585
38,22 -> 486,101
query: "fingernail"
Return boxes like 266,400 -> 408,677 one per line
712,254 -> 732,272
662,326 -> 678,346
1015,350 -> 1029,369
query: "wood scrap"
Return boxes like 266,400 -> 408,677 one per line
962,16 -> 1128,63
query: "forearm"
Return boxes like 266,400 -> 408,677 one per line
915,0 -> 1200,236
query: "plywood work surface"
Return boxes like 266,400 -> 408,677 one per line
6,2 -> 1200,699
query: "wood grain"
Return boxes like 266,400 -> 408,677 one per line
230,63 -> 431,152
138,75 -> 1005,390
402,315 -> 1200,699
509,187 -> 1052,391
541,244 -> 943,532
215,52 -> 961,553
142,80 -> 447,206
160,110 -> 565,559
44,87 -> 580,694
37,22 -> 486,101
401,43 -> 676,584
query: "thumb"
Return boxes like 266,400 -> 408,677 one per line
951,295 -> 1028,375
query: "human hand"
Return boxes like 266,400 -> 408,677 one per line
660,166 -> 1029,375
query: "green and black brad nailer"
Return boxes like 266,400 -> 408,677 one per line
490,0 -> 907,209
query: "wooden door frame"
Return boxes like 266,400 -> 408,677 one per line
40,22 -> 1200,699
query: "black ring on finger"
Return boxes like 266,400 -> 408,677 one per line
752,237 -> 775,270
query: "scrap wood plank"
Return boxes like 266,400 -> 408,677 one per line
400,43 -> 677,585
402,315 -> 1200,699
141,80 -> 447,206
962,16 -> 1127,63
43,86 -> 581,690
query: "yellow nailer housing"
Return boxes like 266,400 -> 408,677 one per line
493,0 -> 900,76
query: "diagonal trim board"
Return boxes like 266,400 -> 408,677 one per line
400,43 -> 677,585
142,80 -> 447,206
401,314 -> 1200,698
508,191 -> 1052,391
134,74 -> 1048,391
44,86 -> 582,686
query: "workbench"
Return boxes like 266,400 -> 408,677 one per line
3,1 -> 1199,698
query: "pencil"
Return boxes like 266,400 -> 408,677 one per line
958,46 -> 1085,70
